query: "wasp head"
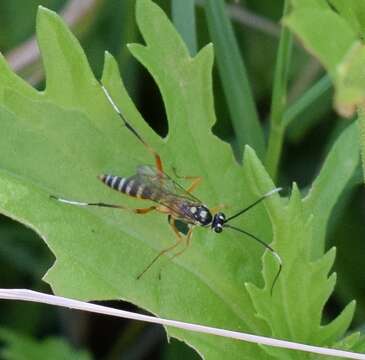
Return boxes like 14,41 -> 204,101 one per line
211,212 -> 226,233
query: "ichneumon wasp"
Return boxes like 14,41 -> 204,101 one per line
51,83 -> 283,294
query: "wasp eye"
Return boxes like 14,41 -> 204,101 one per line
211,212 -> 225,233
214,226 -> 223,233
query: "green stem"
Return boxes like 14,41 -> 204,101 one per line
358,106 -> 365,184
284,75 -> 332,128
265,0 -> 292,180
171,0 -> 197,56
205,0 -> 265,160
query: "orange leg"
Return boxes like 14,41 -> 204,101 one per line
186,177 -> 202,193
210,204 -> 226,213
170,227 -> 193,260
156,224 -> 193,279
136,218 -> 184,280
134,206 -> 157,214
146,144 -> 163,174
172,167 -> 202,194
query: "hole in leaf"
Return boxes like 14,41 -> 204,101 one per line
135,64 -> 168,139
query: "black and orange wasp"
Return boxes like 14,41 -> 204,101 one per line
52,83 -> 282,293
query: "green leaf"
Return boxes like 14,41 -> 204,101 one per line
284,5 -> 365,117
0,2 -> 274,358
204,0 -> 265,160
0,53 -> 37,100
320,332 -> 365,360
285,9 -> 357,72
290,0 -> 331,9
0,1 -> 362,358
304,121 -> 360,257
244,126 -> 360,358
334,42 -> 365,116
0,328 -> 91,360
329,0 -> 365,39
284,3 -> 365,183
245,157 -> 356,359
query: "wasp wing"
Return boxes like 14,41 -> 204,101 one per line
135,165 -> 201,222
136,165 -> 200,202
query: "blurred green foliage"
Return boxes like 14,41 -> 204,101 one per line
0,328 -> 91,360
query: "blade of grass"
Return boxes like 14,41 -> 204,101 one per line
204,0 -> 265,160
265,0 -> 293,180
118,0 -> 140,98
1,289 -> 365,360
284,74 -> 332,127
358,106 -> 365,184
171,0 -> 197,56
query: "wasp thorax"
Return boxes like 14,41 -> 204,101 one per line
211,212 -> 226,233
189,205 -> 212,225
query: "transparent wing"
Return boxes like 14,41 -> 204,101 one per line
136,165 -> 201,203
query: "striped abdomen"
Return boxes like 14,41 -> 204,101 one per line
99,174 -> 154,200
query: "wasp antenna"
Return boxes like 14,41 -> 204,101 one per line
224,224 -> 282,295
264,187 -> 282,197
100,82 -> 147,147
50,195 -> 89,206
225,187 -> 282,223
100,84 -> 121,115
50,195 -> 128,210
270,252 -> 282,296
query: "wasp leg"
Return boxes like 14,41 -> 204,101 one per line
169,226 -> 193,261
171,167 -> 202,194
50,195 -> 156,214
100,83 -> 164,173
134,206 -> 156,214
210,204 -> 226,213
186,177 -> 202,194
156,219 -> 193,279
136,217 -> 184,280
146,145 -> 163,174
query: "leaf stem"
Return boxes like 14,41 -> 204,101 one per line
284,74 -> 332,129
265,0 -> 292,180
204,0 -> 265,160
358,106 -> 365,184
